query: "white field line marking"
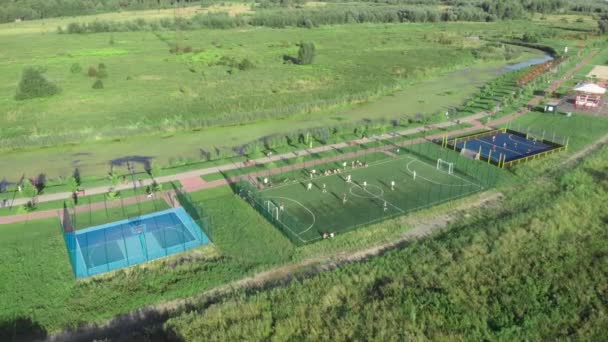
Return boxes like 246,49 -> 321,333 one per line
350,181 -> 406,214
260,153 -> 413,192
349,184 -> 385,199
406,159 -> 482,188
267,196 -> 317,238
473,138 -> 524,158
507,134 -> 546,149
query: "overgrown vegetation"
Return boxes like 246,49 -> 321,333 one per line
162,145 -> 608,341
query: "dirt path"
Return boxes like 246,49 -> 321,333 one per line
563,132 -> 608,166
48,191 -> 502,342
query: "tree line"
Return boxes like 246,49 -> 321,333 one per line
59,2 -> 565,34
0,0 -> 602,25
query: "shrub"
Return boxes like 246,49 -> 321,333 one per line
92,79 -> 104,89
96,68 -> 108,79
70,63 -> 82,74
15,67 -> 61,101
238,58 -> 255,71
87,66 -> 97,77
521,32 -> 540,43
297,41 -> 315,65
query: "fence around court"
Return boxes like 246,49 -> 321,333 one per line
60,193 -> 212,278
231,138 -> 503,245
441,126 -> 568,168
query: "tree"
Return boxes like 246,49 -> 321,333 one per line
70,63 -> 82,74
87,66 -> 97,77
21,179 -> 37,200
297,42 -> 316,65
598,14 -> 608,34
67,176 -> 78,193
15,67 -> 60,100
92,79 -> 104,89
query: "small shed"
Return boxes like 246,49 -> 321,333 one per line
544,100 -> 560,113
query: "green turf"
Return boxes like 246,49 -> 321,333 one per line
250,149 -> 487,243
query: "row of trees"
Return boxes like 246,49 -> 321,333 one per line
0,0 -> 592,24
0,0 -> 200,23
59,4 -> 520,34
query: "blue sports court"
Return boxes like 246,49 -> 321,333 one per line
444,129 -> 566,167
64,207 -> 210,278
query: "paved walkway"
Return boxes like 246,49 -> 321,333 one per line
0,49 -> 598,225
0,191 -> 179,225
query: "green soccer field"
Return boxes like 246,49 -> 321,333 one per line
256,151 -> 484,243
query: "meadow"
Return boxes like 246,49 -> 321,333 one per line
0,16 -> 584,181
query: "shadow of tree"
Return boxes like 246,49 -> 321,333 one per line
51,309 -> 184,342
0,316 -> 47,342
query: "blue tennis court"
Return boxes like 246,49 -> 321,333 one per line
456,131 -> 553,162
64,207 -> 210,278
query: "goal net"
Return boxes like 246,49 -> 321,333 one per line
265,200 -> 280,220
436,159 -> 454,174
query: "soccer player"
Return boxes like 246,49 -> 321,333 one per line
342,161 -> 347,170
346,174 -> 352,183
391,180 -> 395,191
279,203 -> 284,211
492,135 -> 496,142
322,184 -> 327,193
503,142 -> 507,148
383,201 -> 388,212
307,182 -> 312,191
342,193 -> 347,204
413,170 -> 417,181
363,181 -> 367,188
263,177 -> 268,185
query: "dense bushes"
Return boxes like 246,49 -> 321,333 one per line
297,41 -> 315,65
14,67 -> 60,101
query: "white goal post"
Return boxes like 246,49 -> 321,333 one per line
265,200 -> 280,220
436,159 -> 454,174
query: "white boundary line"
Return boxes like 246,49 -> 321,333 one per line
405,159 -> 481,188
349,181 -> 406,214
267,196 -> 317,236
349,184 -> 385,199
507,134 -> 545,149
260,153 -> 412,192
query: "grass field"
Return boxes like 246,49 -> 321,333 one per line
258,153 -> 482,243
0,19 -> 559,180
239,142 -> 501,244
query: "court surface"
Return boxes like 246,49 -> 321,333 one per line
258,154 -> 483,243
455,131 -> 554,162
65,207 -> 210,278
